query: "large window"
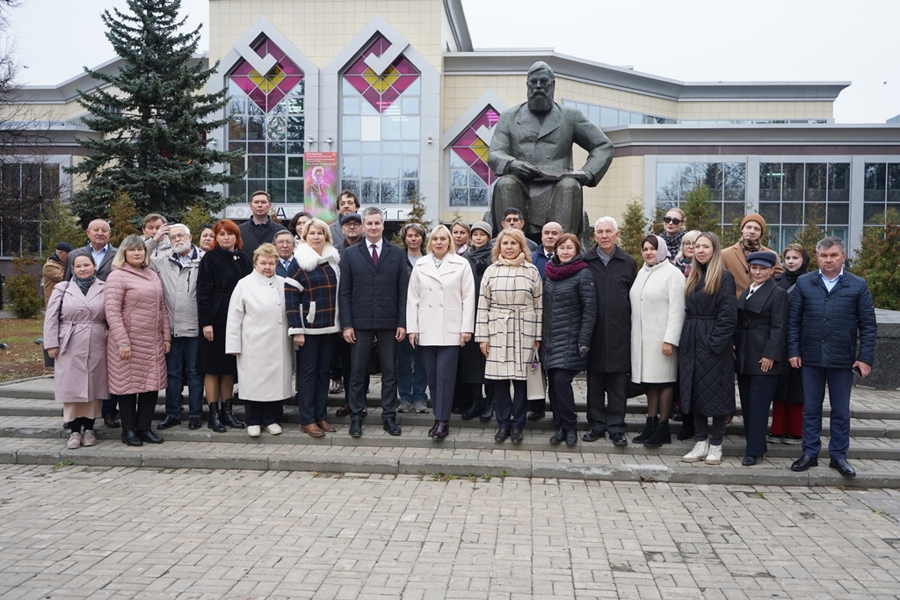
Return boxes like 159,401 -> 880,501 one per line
564,99 -> 675,128
759,162 -> 850,249
655,161 -> 747,228
0,163 -> 60,256
340,35 -> 420,204
449,107 -> 499,208
863,163 -> 900,226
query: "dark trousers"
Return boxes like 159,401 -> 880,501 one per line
493,379 -> 527,429
296,334 -> 339,425
738,374 -> 779,456
244,400 -> 284,427
165,336 -> 203,419
421,345 -> 459,421
548,369 -> 578,432
800,365 -> 853,460
694,413 -> 727,445
349,329 -> 399,421
586,371 -> 628,434
397,338 -> 428,403
101,398 -> 118,420
113,391 -> 157,432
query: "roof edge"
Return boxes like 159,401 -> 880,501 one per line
443,0 -> 473,52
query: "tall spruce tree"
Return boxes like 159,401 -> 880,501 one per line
67,0 -> 242,225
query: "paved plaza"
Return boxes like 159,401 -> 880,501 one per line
1,464 -> 899,599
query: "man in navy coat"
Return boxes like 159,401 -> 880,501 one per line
339,207 -> 409,437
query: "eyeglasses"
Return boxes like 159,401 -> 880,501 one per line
169,233 -> 188,240
343,222 -> 361,228
682,242 -> 694,248
664,217 -> 683,225
275,239 -> 294,246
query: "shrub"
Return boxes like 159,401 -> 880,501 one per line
7,254 -> 43,319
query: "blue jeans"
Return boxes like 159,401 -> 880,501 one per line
165,336 -> 204,419
800,365 -> 853,460
397,338 -> 428,403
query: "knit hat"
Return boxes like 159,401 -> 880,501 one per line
471,220 -> 492,237
740,213 -> 767,234
55,242 -> 74,252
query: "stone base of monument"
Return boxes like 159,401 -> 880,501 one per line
864,309 -> 900,390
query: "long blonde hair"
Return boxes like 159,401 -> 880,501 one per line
684,232 -> 725,296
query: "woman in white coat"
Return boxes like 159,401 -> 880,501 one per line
407,225 -> 476,440
629,235 -> 686,447
226,243 -> 294,437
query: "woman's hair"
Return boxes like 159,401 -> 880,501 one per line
783,243 -> 806,260
553,233 -> 582,255
289,211 -> 314,235
426,224 -> 456,254
213,219 -> 243,250
665,207 -> 686,223
641,235 -> 659,249
112,234 -> 150,268
675,230 -> 701,263
301,218 -> 333,245
400,223 -> 427,249
450,221 -> 471,235
491,228 -> 533,263
684,232 -> 725,296
253,242 -> 278,264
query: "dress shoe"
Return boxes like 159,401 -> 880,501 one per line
549,428 -> 566,445
382,418 -> 401,436
829,458 -> 856,478
610,432 -> 628,447
432,420 -> 449,441
335,404 -> 352,417
527,411 -> 545,422
104,416 -> 121,429
188,417 -> 202,430
302,423 -> 325,437
316,421 -> 336,433
741,455 -> 759,467
137,430 -> 163,444
247,425 -> 261,437
428,420 -> 439,437
156,416 -> 181,430
121,430 -> 143,446
494,427 -> 510,442
265,423 -> 283,435
81,430 -> 97,447
582,429 -> 605,442
349,416 -> 363,438
510,429 -> 523,444
565,430 -> 578,447
791,455 -> 818,472
329,379 -> 343,394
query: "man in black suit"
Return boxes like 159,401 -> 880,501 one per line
273,230 -> 299,277
64,218 -> 119,428
339,207 -> 409,438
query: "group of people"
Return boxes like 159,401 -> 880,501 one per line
42,192 -> 877,477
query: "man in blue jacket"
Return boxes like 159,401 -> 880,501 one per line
787,236 -> 876,478
339,207 -> 409,438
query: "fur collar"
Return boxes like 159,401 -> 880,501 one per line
294,242 -> 340,272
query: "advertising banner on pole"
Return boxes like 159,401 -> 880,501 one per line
303,152 -> 338,222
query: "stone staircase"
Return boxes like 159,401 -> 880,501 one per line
1,376 -> 899,487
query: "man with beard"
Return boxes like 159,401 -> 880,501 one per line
721,214 -> 784,297
151,224 -> 207,430
488,61 -> 614,241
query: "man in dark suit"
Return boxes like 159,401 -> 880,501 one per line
582,216 -> 637,446
64,218 -> 119,428
273,230 -> 299,277
339,207 -> 409,438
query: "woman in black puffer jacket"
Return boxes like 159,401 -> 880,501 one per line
541,233 -> 597,447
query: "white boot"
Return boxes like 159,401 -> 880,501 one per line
705,444 -> 723,465
682,440 -> 709,462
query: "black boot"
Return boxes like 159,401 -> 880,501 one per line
632,416 -> 657,443
221,398 -> 245,429
461,385 -> 483,421
207,402 -> 227,433
479,397 -> 494,422
644,419 -> 671,447
676,410 -> 695,440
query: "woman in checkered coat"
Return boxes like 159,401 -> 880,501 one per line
475,228 -> 543,445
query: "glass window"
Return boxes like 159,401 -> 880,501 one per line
448,106 -> 501,207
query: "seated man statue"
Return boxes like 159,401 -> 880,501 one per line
488,61 -> 614,240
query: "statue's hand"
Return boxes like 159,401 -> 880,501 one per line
509,160 -> 542,180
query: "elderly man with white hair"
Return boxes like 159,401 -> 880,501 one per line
150,223 -> 207,430
582,216 -> 637,445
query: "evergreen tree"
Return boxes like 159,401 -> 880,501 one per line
619,199 -> 649,265
108,191 -> 140,247
179,202 -> 214,244
67,0 -> 242,225
41,199 -> 87,258
391,193 -> 431,245
681,185 -> 719,234
791,217 -> 830,272
853,209 -> 900,309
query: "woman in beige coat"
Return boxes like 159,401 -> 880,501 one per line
105,235 -> 171,447
475,228 -> 542,444
226,244 -> 294,437
44,254 -> 107,449
407,225 -> 476,440
629,235 -> 686,448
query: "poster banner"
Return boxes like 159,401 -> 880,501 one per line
303,152 -> 338,222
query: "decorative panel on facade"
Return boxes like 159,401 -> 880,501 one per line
448,106 -> 500,207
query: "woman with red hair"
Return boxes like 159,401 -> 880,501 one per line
196,219 -> 252,432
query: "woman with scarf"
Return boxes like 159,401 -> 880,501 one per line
660,208 -> 686,264
674,230 -> 701,277
459,221 -> 494,421
541,234 -> 596,446
769,243 -> 811,445
629,235 -> 686,448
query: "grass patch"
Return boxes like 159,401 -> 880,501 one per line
0,318 -> 49,383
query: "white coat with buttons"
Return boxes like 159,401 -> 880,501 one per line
406,252 -> 476,346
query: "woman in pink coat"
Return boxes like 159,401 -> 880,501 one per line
105,235 -> 171,447
43,254 -> 108,450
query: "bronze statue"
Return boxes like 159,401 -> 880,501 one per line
488,61 -> 614,240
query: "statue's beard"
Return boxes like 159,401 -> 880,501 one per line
527,92 -> 553,114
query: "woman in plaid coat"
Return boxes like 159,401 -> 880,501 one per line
475,228 -> 543,444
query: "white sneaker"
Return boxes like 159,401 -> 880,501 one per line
66,432 -> 82,449
397,400 -> 413,413
682,440 -> 709,462
265,423 -> 283,435
82,430 -> 97,447
247,425 -> 261,437
705,444 -> 723,465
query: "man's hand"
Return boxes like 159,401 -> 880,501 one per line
343,327 -> 356,344
853,360 -> 871,377
395,327 -> 406,342
789,356 -> 802,369
154,225 -> 170,242
203,326 -> 214,342
509,160 -> 543,180
759,357 -> 773,372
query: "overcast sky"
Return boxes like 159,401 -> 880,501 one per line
8,0 -> 900,123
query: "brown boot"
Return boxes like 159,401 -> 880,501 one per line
316,421 -> 336,432
302,423 -> 326,437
